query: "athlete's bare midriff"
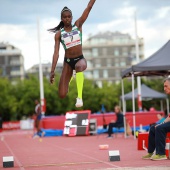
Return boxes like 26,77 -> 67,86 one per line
64,45 -> 83,58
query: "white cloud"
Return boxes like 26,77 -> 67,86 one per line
156,7 -> 170,19
0,0 -> 170,70
0,18 -> 65,70
116,6 -> 136,18
89,5 -> 170,60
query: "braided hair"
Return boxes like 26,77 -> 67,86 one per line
48,7 -> 72,33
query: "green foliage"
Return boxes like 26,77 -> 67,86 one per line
0,76 -> 167,121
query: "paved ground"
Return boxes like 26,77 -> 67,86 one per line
0,130 -> 169,170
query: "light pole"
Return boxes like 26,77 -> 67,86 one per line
37,18 -> 45,116
134,11 -> 142,111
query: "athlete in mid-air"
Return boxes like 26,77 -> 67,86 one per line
49,0 -> 96,107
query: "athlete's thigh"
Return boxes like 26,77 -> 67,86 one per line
75,58 -> 87,72
59,62 -> 73,93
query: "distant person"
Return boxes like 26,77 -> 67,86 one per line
149,113 -> 166,128
155,113 -> 166,124
33,100 -> 45,138
49,0 -> 96,108
143,107 -> 148,112
142,77 -> 170,160
107,106 -> 124,138
149,106 -> 156,112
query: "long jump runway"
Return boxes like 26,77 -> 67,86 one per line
0,130 -> 169,170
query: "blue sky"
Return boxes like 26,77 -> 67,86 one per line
0,0 -> 170,70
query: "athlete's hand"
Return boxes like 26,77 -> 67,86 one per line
50,72 -> 55,84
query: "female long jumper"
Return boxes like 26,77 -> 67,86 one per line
49,0 -> 96,107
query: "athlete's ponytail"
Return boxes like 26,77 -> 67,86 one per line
47,21 -> 64,33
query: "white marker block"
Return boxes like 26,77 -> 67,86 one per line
99,144 -> 109,150
108,150 -> 120,161
3,156 -> 14,168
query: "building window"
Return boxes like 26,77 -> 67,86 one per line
113,38 -> 121,44
114,48 -> 119,56
92,48 -> 98,57
115,69 -> 120,78
122,47 -> 128,56
106,58 -> 112,67
114,58 -> 119,67
84,50 -> 91,57
91,39 -> 98,45
10,58 -> 20,65
102,48 -> 107,55
84,71 -> 92,79
87,61 -> 93,68
2,67 -> 6,76
93,70 -> 99,78
120,58 -> 126,66
94,59 -> 101,67
121,38 -> 129,44
120,61 -> 126,66
103,70 -> 108,78
95,63 -> 101,67
10,66 -> 20,76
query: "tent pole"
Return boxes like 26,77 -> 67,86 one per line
132,73 -> 136,139
166,98 -> 169,115
160,100 -> 163,111
121,79 -> 127,138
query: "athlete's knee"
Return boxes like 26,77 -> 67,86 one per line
75,66 -> 87,72
75,64 -> 87,72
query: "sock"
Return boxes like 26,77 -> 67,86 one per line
76,72 -> 84,99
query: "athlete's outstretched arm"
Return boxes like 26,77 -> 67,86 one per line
75,0 -> 96,28
50,32 -> 60,84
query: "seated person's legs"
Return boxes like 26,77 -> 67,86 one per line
142,125 -> 156,159
108,122 -> 117,137
148,125 -> 156,154
155,122 -> 170,155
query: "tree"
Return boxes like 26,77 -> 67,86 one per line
0,75 -> 166,121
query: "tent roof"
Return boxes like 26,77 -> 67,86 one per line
122,40 -> 170,78
120,84 -> 167,100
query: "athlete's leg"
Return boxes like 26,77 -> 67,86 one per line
75,58 -> 87,72
76,72 -> 84,99
58,62 -> 73,98
75,59 -> 87,107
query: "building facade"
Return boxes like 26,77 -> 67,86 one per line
0,42 -> 25,81
26,62 -> 63,79
83,31 -> 144,87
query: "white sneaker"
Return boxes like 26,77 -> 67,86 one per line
75,98 -> 83,107
41,131 -> 45,137
32,134 -> 39,139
